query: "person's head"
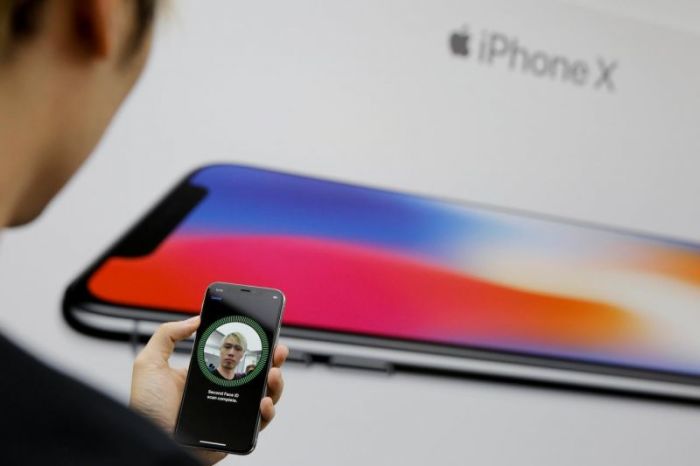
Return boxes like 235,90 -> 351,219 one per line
218,332 -> 247,370
0,0 -> 157,226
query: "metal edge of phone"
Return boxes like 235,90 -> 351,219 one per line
171,283 -> 286,455
64,300 -> 700,404
249,285 -> 285,455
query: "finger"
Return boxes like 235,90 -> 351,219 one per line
141,316 -> 200,362
266,367 -> 284,405
272,345 -> 289,368
191,447 -> 226,465
259,396 -> 275,431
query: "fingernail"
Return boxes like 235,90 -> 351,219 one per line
185,315 -> 200,323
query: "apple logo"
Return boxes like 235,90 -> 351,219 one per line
449,27 -> 470,57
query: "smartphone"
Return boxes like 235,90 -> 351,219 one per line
63,163 -> 700,400
174,282 -> 284,454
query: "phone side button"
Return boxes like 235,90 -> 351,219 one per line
286,349 -> 313,365
329,355 -> 394,373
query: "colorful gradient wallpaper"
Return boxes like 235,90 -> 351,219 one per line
88,165 -> 700,376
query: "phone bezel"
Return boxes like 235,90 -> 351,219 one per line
63,162 -> 700,399
173,282 -> 284,455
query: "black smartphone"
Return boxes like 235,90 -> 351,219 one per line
174,282 -> 285,455
63,163 -> 700,401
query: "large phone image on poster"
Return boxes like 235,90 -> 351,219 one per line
64,164 -> 700,398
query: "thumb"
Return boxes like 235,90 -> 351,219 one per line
142,315 -> 200,363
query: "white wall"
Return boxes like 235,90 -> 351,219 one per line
563,0 -> 700,36
1,1 -> 699,465
81,0 -> 700,244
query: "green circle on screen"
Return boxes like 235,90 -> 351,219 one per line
197,316 -> 269,387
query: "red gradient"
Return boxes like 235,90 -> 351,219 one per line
88,235 -> 645,349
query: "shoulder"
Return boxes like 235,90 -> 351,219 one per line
0,333 -> 199,466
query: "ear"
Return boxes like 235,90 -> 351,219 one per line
73,0 -> 121,59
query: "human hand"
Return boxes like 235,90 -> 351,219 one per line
130,316 -> 289,465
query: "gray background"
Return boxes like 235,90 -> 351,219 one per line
1,1 -> 700,464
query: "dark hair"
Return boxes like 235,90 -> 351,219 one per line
0,0 -> 157,59
126,0 -> 158,57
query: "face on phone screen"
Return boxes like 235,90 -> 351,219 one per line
175,283 -> 284,454
83,164 -> 700,382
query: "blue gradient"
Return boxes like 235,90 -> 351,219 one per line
184,165 -> 513,266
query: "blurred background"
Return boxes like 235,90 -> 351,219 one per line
1,0 -> 700,464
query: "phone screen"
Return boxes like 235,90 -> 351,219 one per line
174,282 -> 284,454
83,164 -> 700,380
